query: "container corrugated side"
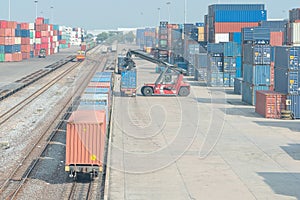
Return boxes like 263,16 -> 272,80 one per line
215,33 -> 229,43
209,4 -> 265,13
198,53 -> 208,68
215,22 -> 259,33
274,46 -> 300,70
66,110 -> 106,170
291,22 -> 300,45
223,72 -> 235,87
223,57 -> 236,72
234,77 -> 243,94
80,94 -> 109,106
274,67 -> 300,95
208,55 -> 223,72
243,44 -> 271,65
287,95 -> 300,119
207,43 -> 224,53
77,104 -> 109,124
121,69 -> 137,89
243,64 -> 271,85
223,42 -> 241,57
255,90 -> 286,118
214,10 -> 267,23
270,32 -> 284,46
242,81 -> 270,105
208,71 -> 224,87
236,56 -> 242,77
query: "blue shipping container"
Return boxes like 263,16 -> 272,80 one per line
233,32 -> 242,44
208,71 -> 224,87
223,72 -> 235,87
223,57 -> 236,72
80,94 -> 109,106
91,77 -> 111,82
208,55 -> 223,72
215,10 -> 267,22
209,4 -> 265,12
223,42 -> 241,57
259,20 -> 288,32
15,29 -> 21,37
234,77 -> 243,94
207,43 -> 224,53
243,44 -> 271,65
274,46 -> 300,70
236,56 -> 242,78
84,88 -> 110,94
243,64 -> 270,85
4,45 -> 14,53
242,27 -> 270,42
287,95 -> 300,119
242,81 -> 270,105
21,30 -> 30,38
0,45 -> 4,54
198,53 -> 208,68
274,68 -> 300,95
121,69 -> 137,89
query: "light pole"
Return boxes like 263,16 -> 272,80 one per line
157,7 -> 161,25
166,1 -> 171,23
8,0 -> 11,21
50,6 -> 54,23
184,0 -> 187,24
34,0 -> 38,19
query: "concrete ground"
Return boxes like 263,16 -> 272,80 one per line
0,46 -> 79,86
106,57 -> 300,200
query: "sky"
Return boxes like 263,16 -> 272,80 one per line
0,0 -> 299,31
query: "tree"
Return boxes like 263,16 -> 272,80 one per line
96,32 -> 109,43
124,31 -> 135,43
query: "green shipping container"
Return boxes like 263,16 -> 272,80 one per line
0,54 -> 5,62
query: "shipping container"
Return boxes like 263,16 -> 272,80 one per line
215,33 -> 229,43
242,27 -> 270,42
65,110 -> 106,175
234,77 -> 243,94
88,82 -> 111,89
289,8 -> 300,23
223,57 -> 236,72
207,71 -> 224,86
291,22 -> 300,45
274,46 -> 300,70
198,53 -> 208,68
223,42 -> 241,57
270,32 -> 284,46
243,63 -> 270,85
255,90 -> 287,118
274,68 -> 300,95
236,56 -> 242,77
223,72 -> 235,87
208,4 -> 265,14
80,93 -> 109,106
207,43 -> 224,53
242,81 -> 270,105
243,44 -> 271,65
214,10 -> 267,22
208,54 -> 223,72
259,20 -> 287,32
287,95 -> 300,119
121,69 -> 137,96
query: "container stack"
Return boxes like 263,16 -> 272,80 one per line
144,28 -> 156,53
207,43 -> 224,86
59,26 -> 71,49
286,8 -> 300,46
167,24 -> 183,64
29,23 -> 35,58
259,20 -> 287,46
223,42 -> 241,86
136,28 -> 145,49
20,23 -> 30,60
274,46 -> 300,119
158,21 -> 169,62
207,4 -> 266,43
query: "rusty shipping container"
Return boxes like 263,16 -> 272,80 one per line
214,22 -> 259,33
65,110 -> 107,175
255,90 -> 287,119
270,32 -> 284,46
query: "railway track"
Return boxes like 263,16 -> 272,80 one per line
0,55 -> 76,101
0,50 -> 108,199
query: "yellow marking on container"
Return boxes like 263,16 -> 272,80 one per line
91,154 -> 97,161
65,166 -> 70,172
290,56 -> 295,60
83,128 -> 86,132
290,80 -> 295,84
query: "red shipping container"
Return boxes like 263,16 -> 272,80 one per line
0,20 -> 7,28
21,38 -> 30,45
21,44 -> 31,53
41,43 -> 48,49
34,49 -> 39,56
7,21 -> 17,29
53,30 -> 57,36
88,82 -> 111,89
35,17 -> 44,25
50,24 -> 53,31
0,29 -> 15,37
59,40 -> 66,44
270,32 -> 284,46
214,22 -> 259,33
22,52 -> 30,60
35,24 -> 42,31
41,37 -> 48,43
81,45 -> 87,51
20,23 -> 29,30
5,53 -> 13,62
65,110 -> 106,173
4,37 -> 14,45
35,31 -> 41,38
41,24 -> 49,31
50,48 -> 54,55
270,62 -> 275,90
35,44 -> 41,50
68,43 -> 70,48
255,90 -> 287,119
0,29 -> 5,37
0,37 -> 5,45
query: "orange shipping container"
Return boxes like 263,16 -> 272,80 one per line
4,37 -> 14,45
5,53 -> 13,62
214,22 -> 259,33
20,23 -> 29,30
21,44 -> 31,53
270,32 -> 284,46
21,38 -> 30,45
65,110 -> 106,173
0,37 -> 5,45
7,21 -> 17,29
0,20 -> 8,28
88,82 -> 111,89
255,90 -> 286,119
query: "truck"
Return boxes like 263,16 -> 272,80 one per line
123,50 -> 190,96
38,48 -> 46,58
120,69 -> 137,97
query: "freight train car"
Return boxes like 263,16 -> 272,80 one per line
65,71 -> 113,179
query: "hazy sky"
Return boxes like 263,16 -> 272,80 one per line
0,0 -> 299,30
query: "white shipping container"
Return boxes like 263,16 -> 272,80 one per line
292,22 -> 300,44
48,48 -> 51,55
215,33 -> 229,43
35,38 -> 41,44
54,47 -> 58,53
29,23 -> 35,30
30,39 -> 34,44
15,37 -> 21,44
50,31 -> 53,36
53,36 -> 58,42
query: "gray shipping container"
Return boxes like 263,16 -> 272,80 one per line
234,77 -> 243,95
243,44 -> 271,65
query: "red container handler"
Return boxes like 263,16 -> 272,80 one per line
255,90 -> 287,119
65,110 -> 106,176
